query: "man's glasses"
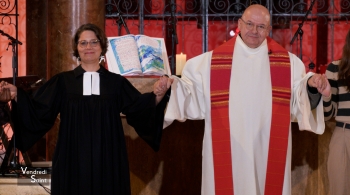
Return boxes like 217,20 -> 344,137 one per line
240,18 -> 269,33
78,39 -> 100,48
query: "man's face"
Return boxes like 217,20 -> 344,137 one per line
238,9 -> 271,48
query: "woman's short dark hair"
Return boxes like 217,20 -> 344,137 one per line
72,23 -> 108,58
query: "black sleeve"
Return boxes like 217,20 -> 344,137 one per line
12,75 -> 62,152
307,84 -> 321,110
121,77 -> 170,152
0,101 -> 10,126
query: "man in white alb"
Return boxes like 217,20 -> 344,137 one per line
161,4 -> 330,195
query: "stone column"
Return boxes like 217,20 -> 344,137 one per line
46,0 -> 105,160
47,0 -> 105,76
26,0 -> 48,79
25,0 -> 48,162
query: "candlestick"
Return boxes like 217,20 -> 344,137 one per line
176,53 -> 186,75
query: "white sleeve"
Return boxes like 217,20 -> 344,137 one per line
290,52 -> 325,134
163,52 -> 212,128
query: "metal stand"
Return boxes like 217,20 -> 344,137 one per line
114,0 -> 130,35
0,29 -> 23,175
290,0 -> 316,59
169,0 -> 178,75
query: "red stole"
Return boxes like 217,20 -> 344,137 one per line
210,36 -> 291,195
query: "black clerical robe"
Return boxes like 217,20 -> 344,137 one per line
12,65 -> 168,195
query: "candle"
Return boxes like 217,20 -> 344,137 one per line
176,53 -> 186,75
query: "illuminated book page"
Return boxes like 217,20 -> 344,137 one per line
135,35 -> 170,76
107,35 -> 142,75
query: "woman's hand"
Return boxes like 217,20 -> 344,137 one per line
0,81 -> 18,102
153,75 -> 173,105
307,74 -> 331,97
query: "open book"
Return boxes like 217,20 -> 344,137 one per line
106,34 -> 171,76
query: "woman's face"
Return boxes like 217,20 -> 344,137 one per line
77,30 -> 102,65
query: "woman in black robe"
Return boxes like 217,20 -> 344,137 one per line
0,23 -> 171,194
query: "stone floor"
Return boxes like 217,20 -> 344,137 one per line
0,177 -> 51,195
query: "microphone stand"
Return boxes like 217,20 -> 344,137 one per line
0,29 -> 22,172
290,0 -> 316,59
114,0 -> 130,35
169,0 -> 178,75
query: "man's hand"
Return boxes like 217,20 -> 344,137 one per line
307,74 -> 331,97
153,75 -> 174,105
